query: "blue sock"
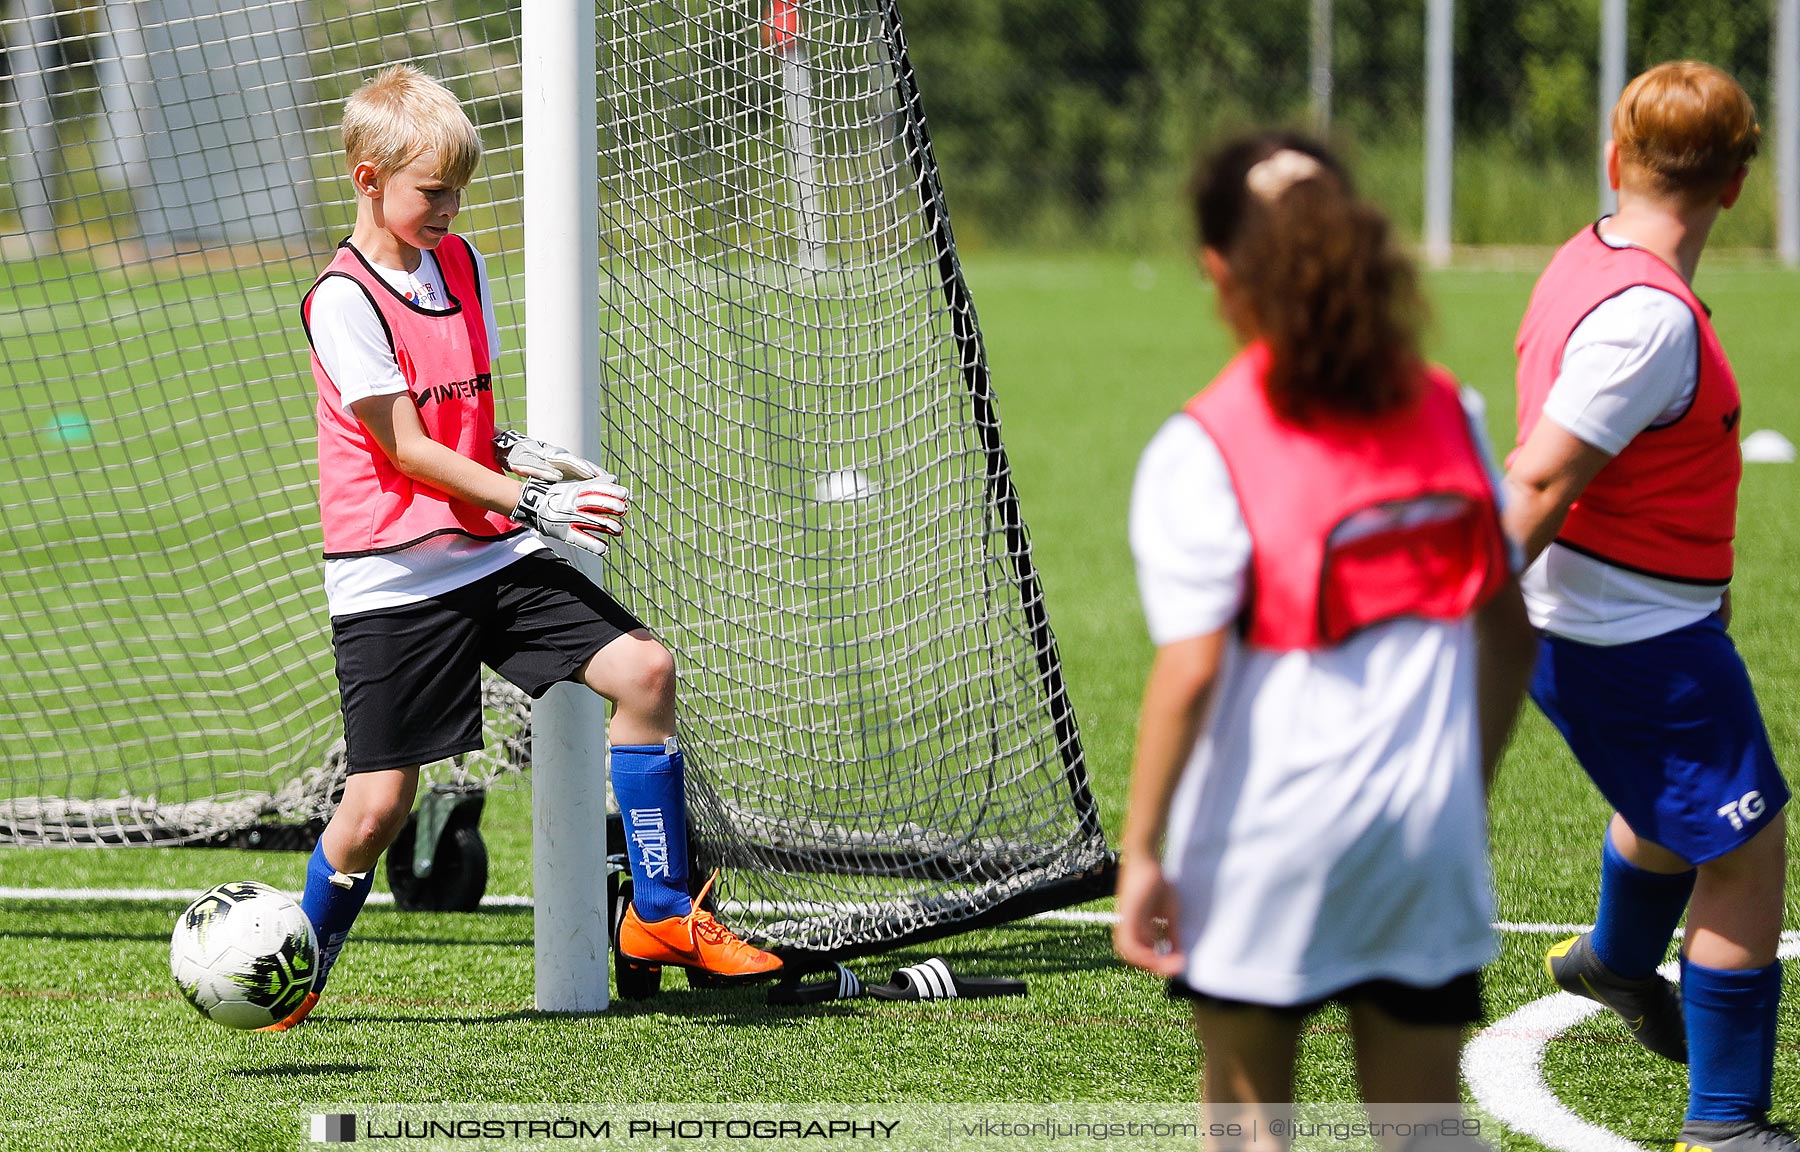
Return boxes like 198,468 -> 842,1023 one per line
299,840 -> 375,994
1683,955 -> 1781,1122
612,742 -> 692,921
1589,830 -> 1694,978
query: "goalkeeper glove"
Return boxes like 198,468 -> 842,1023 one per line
493,429 -> 611,483
511,477 -> 630,557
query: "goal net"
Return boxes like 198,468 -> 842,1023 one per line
0,0 -> 1111,960
594,0 -> 1110,958
0,0 -> 532,847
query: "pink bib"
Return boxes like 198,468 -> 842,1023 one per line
1187,342 -> 1507,650
1514,224 -> 1739,585
303,235 -> 521,558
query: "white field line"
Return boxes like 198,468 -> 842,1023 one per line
0,887 -> 1593,937
1464,931 -> 1800,1152
1463,992 -> 1642,1152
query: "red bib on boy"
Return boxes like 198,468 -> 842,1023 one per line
1513,223 -> 1740,585
304,235 -> 523,559
1186,342 -> 1507,651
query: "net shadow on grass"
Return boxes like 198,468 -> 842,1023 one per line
586,1002 -> 838,1027
353,932 -> 532,950
321,1002 -> 822,1029
903,926 -> 1119,980
229,1064 -> 377,1078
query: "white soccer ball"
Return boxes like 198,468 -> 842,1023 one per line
170,881 -> 318,1030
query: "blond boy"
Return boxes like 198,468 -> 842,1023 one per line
279,66 -> 778,1029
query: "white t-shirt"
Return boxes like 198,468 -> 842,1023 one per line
309,244 -> 543,618
1129,393 -> 1500,1004
1521,222 -> 1722,645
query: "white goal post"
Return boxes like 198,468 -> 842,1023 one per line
522,0 -> 611,1014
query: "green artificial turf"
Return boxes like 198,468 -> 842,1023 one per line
2,252 -> 1798,1150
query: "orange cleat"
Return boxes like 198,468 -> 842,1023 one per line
257,990 -> 320,1032
617,873 -> 782,983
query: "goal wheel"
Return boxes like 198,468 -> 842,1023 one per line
388,821 -> 488,912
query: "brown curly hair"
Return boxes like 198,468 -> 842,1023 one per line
1192,133 -> 1425,424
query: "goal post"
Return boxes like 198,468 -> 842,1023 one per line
522,0 -> 610,1014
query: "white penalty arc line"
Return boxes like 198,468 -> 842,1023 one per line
1463,932 -> 1800,1152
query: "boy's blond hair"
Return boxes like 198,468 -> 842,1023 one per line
1613,61 -> 1760,199
342,64 -> 482,186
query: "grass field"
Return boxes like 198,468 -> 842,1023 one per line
2,252 -> 1799,1151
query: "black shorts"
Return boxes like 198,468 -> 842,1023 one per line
331,552 -> 646,773
1169,970 -> 1484,1028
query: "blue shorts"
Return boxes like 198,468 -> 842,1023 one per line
1531,614 -> 1788,864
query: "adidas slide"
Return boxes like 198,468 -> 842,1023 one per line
866,957 -> 1025,1001
768,963 -> 864,1006
768,957 -> 1027,1005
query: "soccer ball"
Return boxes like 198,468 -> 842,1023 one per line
170,881 -> 317,1030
